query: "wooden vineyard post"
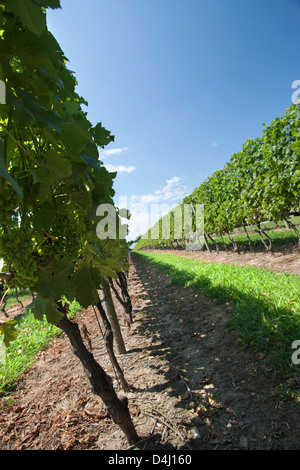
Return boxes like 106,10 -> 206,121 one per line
99,278 -> 126,355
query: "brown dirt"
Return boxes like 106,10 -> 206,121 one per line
0,250 -> 299,450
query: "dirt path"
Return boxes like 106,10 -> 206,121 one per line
0,254 -> 300,450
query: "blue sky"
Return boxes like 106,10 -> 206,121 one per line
47,0 -> 300,240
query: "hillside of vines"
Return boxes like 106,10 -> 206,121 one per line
134,102 -> 300,253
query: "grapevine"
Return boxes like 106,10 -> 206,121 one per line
0,0 -> 139,444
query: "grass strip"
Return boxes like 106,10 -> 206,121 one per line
213,227 -> 298,249
0,300 -> 81,393
135,251 -> 300,374
134,216 -> 300,251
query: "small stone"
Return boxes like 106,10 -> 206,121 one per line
239,435 -> 248,449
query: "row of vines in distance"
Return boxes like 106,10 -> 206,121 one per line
134,102 -> 300,252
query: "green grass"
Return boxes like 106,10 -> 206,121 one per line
1,287 -> 32,310
134,215 -> 300,251
261,216 -> 300,230
213,227 -> 299,250
0,299 -> 81,393
135,251 -> 300,374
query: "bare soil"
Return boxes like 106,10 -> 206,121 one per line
0,249 -> 299,450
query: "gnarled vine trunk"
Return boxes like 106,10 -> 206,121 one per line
250,222 -> 273,252
284,217 -> 300,247
243,224 -> 254,251
226,231 -> 240,253
109,272 -> 133,328
95,299 -> 130,391
57,315 -> 139,445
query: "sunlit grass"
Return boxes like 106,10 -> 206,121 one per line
213,227 -> 298,249
135,251 -> 300,374
1,287 -> 32,310
0,300 -> 81,393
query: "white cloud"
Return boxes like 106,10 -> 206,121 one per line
125,210 -> 150,241
99,146 -> 135,174
129,176 -> 187,205
119,176 -> 189,240
212,141 -> 219,148
105,164 -> 136,173
100,147 -> 129,157
125,204 -> 174,242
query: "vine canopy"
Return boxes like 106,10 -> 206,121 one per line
0,0 -> 129,344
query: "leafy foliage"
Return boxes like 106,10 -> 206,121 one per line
0,0 -> 129,325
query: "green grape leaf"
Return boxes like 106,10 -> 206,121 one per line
35,109 -> 63,133
71,190 -> 92,212
0,140 -> 23,200
28,295 -> 63,325
42,300 -> 64,325
36,0 -> 61,9
34,270 -> 56,299
30,162 -> 53,202
7,0 -> 47,37
73,262 -> 99,308
60,123 -> 91,153
32,201 -> 56,231
45,149 -> 72,179
50,257 -> 75,299
89,265 -> 102,288
31,162 -> 51,185
10,89 -> 62,132
80,153 -> 99,169
34,258 -> 75,302
92,122 -> 115,148
0,320 -> 18,347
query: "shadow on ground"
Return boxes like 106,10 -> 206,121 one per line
127,253 -> 300,450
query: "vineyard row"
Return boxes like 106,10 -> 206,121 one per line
135,102 -> 300,252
